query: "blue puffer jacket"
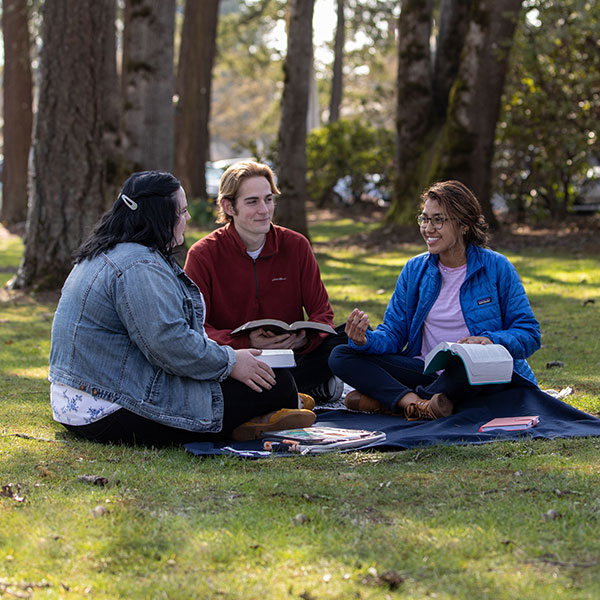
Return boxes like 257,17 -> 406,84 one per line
350,245 -> 541,385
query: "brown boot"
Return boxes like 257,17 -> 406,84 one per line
404,393 -> 453,421
232,409 -> 316,441
344,390 -> 398,415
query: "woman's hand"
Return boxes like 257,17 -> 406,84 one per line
230,349 -> 276,392
345,308 -> 370,346
458,335 -> 493,345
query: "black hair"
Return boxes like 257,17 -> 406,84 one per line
74,171 -> 181,262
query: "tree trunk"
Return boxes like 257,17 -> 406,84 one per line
391,0 -> 434,221
432,0 -> 470,118
328,0 -> 345,124
174,0 -> 220,199
1,0 -> 33,225
10,0 -> 114,291
436,0 -> 522,226
389,0 -> 521,228
121,0 -> 176,172
275,0 -> 314,238
102,0 -> 122,203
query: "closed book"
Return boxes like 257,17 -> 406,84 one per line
479,416 -> 540,432
256,349 -> 296,368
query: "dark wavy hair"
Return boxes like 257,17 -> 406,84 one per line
74,171 -> 181,262
419,180 -> 490,248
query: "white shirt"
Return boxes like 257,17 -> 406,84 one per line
50,382 -> 121,426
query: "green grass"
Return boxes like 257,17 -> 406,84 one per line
1,220 -> 599,599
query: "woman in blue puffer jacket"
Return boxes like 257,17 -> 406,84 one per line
329,180 -> 541,420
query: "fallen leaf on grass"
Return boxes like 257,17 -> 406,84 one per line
77,475 -> 109,486
292,513 -> 308,525
0,483 -> 25,503
362,568 -> 404,590
543,509 -> 560,521
91,505 -> 109,518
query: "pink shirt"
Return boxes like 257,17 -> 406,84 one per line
417,263 -> 469,360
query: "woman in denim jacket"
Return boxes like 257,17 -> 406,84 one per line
329,180 -> 541,421
49,171 -> 315,446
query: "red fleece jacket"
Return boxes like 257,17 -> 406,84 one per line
184,223 -> 334,353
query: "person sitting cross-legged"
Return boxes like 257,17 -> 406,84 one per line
184,160 -> 346,404
328,180 -> 541,420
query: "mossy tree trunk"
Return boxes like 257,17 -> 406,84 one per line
11,0 -> 114,291
121,0 -> 176,173
174,0 -> 220,200
1,0 -> 33,226
275,0 -> 314,239
389,0 -> 522,228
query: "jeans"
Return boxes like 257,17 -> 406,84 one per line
291,324 -> 348,393
329,345 -> 504,412
64,369 -> 299,447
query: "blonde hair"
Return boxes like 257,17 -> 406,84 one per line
216,161 -> 280,225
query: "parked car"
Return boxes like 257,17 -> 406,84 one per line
205,162 -> 224,198
205,156 -> 257,198
333,173 -> 390,207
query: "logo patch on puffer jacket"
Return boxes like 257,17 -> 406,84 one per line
477,297 -> 492,305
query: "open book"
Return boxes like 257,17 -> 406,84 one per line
256,349 -> 296,368
231,318 -> 336,336
423,341 -> 514,385
261,426 -> 386,455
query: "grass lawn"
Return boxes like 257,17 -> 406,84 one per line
1,215 -> 599,599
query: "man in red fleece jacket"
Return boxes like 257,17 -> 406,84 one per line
184,160 -> 346,402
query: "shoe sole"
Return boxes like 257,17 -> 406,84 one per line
232,411 -> 316,442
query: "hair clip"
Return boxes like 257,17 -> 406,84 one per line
121,194 -> 138,210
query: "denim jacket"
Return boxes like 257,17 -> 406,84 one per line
49,243 -> 236,432
350,244 -> 541,385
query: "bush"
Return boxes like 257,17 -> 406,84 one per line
306,119 -> 394,206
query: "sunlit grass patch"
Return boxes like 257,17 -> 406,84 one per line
1,220 -> 600,599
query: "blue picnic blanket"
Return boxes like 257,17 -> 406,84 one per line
184,380 -> 600,458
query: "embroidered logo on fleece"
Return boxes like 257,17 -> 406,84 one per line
272,277 -> 287,282
477,297 -> 492,305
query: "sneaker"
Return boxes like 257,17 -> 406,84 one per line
308,376 -> 345,403
404,393 -> 453,421
344,390 -> 397,415
231,408 -> 316,441
298,393 -> 315,410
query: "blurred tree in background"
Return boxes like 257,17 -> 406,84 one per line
1,0 -> 599,289
493,0 -> 600,221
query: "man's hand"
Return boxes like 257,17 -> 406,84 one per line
248,327 -> 296,349
230,349 -> 276,392
345,308 -> 369,345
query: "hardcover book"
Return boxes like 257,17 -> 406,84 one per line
231,318 -> 336,336
479,416 -> 540,432
256,349 -> 296,368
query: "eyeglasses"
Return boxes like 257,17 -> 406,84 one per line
417,215 -> 448,230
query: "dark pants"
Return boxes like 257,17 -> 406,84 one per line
64,369 -> 298,447
329,345 -> 506,413
291,325 -> 348,393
